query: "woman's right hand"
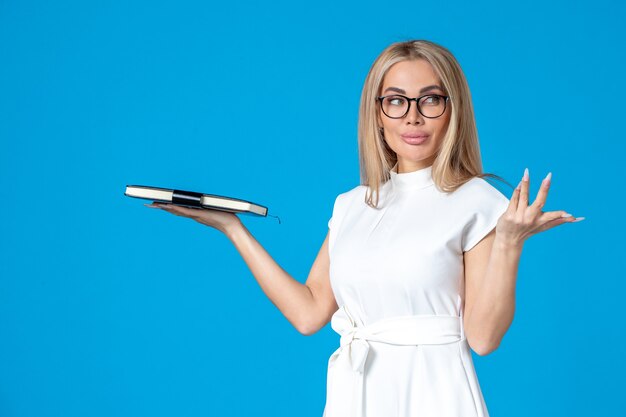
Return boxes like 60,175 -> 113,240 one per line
145,202 -> 241,234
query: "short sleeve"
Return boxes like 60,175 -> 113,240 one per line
327,192 -> 346,256
461,181 -> 511,252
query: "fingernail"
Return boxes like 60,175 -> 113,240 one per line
145,204 -> 159,209
523,167 -> 529,181
544,172 -> 552,184
561,213 -> 573,218
516,181 -> 522,190
572,217 -> 585,222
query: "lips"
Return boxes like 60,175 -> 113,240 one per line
401,132 -> 430,145
401,132 -> 430,138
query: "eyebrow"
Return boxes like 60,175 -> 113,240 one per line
383,85 -> 444,95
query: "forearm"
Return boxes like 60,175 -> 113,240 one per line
224,220 -> 316,334
466,235 -> 523,353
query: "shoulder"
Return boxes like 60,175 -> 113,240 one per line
328,184 -> 371,219
327,184 -> 367,233
334,184 -> 368,204
453,176 -> 510,205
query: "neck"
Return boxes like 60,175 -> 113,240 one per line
389,162 -> 435,191
396,157 -> 435,174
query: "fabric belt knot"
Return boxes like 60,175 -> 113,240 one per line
339,328 -> 371,374
323,304 -> 464,417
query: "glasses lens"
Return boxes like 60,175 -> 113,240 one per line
381,95 -> 408,118
419,95 -> 446,118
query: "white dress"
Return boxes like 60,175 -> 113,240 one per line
323,162 -> 510,417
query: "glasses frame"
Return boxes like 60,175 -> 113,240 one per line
376,93 -> 451,119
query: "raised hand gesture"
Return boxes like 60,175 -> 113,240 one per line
496,168 -> 584,247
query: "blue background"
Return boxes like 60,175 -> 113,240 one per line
1,0 -> 624,416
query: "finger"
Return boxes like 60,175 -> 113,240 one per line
534,211 -> 580,232
540,210 -> 586,227
507,181 -> 522,214
530,172 -> 551,212
163,204 -> 197,217
149,202 -> 169,208
542,210 -> 573,222
517,167 -> 530,212
162,204 -> 182,212
159,204 -> 180,213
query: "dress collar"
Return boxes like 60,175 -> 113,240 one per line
389,162 -> 435,190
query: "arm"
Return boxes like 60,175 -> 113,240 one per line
224,220 -> 338,336
462,230 -> 522,356
462,168 -> 582,356
147,202 -> 339,336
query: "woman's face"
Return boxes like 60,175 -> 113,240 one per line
377,59 -> 451,173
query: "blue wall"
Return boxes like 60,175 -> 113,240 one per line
1,1 -> 624,416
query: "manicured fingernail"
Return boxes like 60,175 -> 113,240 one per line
145,204 -> 159,209
572,217 -> 585,222
544,172 -> 552,184
523,167 -> 529,181
561,213 -> 573,218
516,181 -> 522,190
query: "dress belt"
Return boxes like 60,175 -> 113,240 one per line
323,304 -> 464,417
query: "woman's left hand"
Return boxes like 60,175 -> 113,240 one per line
496,168 -> 585,247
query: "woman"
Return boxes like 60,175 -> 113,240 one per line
147,39 -> 583,417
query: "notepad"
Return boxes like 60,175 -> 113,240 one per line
125,185 -> 268,217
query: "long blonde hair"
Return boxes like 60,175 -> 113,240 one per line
358,39 -> 512,208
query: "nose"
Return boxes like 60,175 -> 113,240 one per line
405,99 -> 423,124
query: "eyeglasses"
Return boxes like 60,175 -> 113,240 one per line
376,94 -> 450,119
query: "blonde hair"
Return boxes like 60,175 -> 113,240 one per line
358,39 -> 512,208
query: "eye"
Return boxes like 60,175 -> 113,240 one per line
385,96 -> 407,106
422,95 -> 441,105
